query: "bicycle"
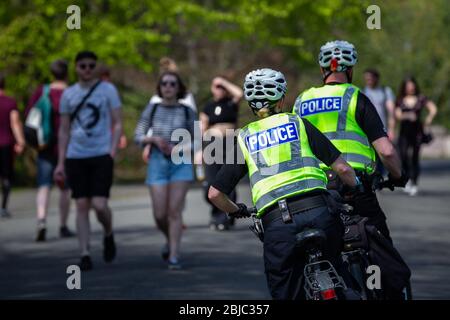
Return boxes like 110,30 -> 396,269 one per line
338,176 -> 413,300
244,207 -> 348,300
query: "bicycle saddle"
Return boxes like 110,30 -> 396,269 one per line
295,229 -> 327,249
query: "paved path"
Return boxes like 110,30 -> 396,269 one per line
1,161 -> 449,299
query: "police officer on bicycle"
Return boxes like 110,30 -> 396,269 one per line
208,68 -> 359,300
293,40 -> 409,299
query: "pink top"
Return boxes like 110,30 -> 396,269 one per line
0,94 -> 18,146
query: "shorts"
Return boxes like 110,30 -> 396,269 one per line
0,145 -> 14,180
37,156 -> 70,189
37,156 -> 57,187
146,148 -> 194,185
65,154 -> 113,199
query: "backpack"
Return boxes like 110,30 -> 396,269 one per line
365,224 -> 412,294
343,215 -> 412,295
25,85 -> 53,150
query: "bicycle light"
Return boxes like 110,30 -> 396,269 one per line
321,288 -> 337,300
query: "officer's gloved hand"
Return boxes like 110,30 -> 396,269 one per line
388,170 -> 409,188
228,203 -> 250,219
342,176 -> 365,201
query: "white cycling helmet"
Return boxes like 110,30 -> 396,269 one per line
243,68 -> 287,111
318,40 -> 358,72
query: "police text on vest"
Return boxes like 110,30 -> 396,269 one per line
300,97 -> 342,116
246,122 -> 299,154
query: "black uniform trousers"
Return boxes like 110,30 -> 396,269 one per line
263,204 -> 343,300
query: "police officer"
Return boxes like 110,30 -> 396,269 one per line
293,40 -> 409,298
208,68 -> 359,300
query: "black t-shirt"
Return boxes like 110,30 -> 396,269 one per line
355,92 -> 388,143
211,117 -> 341,195
202,97 -> 239,125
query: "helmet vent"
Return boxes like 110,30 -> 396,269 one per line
243,68 -> 287,105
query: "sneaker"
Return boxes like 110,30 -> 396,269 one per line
0,208 -> 11,218
60,226 -> 75,238
216,223 -> 229,231
36,226 -> 46,242
404,181 -> 412,193
215,212 -> 230,231
103,234 -> 116,263
161,244 -> 170,261
409,185 -> 418,196
79,255 -> 93,271
168,258 -> 182,270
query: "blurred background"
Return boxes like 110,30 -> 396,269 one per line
0,0 -> 449,183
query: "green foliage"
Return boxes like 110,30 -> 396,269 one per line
0,0 -> 448,183
352,0 -> 450,127
0,0 -> 169,105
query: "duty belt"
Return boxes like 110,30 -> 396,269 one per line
261,194 -> 329,228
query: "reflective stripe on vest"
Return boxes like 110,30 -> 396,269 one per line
255,179 -> 325,211
294,85 -> 376,173
337,86 -> 355,131
239,114 -> 327,216
324,131 -> 370,146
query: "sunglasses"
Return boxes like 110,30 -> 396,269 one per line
78,63 -> 96,70
161,81 -> 178,87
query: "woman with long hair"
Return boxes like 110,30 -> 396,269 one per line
395,76 -> 437,196
135,71 -> 197,269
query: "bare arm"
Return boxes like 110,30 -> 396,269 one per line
330,156 -> 357,187
53,115 -> 70,180
199,112 -> 209,135
9,110 -> 25,154
394,106 -> 403,121
208,186 -> 239,213
214,77 -> 243,104
372,136 -> 402,178
110,108 -> 123,158
386,99 -> 396,140
424,100 -> 437,128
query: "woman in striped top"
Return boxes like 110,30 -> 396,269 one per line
135,71 -> 196,270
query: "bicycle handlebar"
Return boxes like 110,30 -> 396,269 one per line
371,175 -> 395,192
242,176 -> 395,218
228,206 -> 257,219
